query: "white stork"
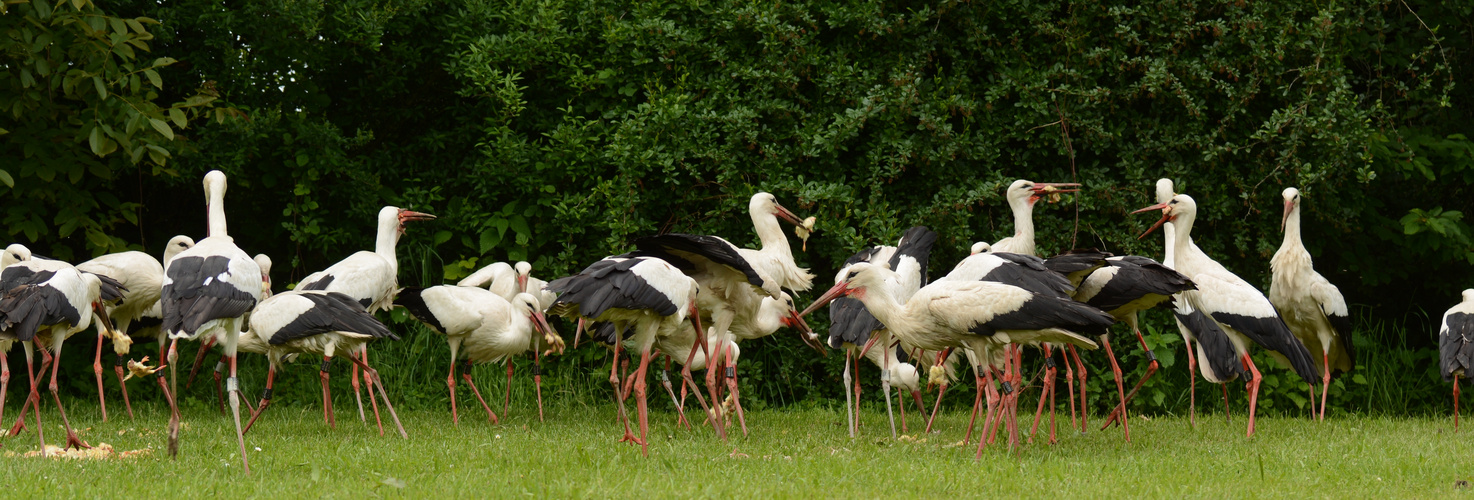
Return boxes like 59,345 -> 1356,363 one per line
396,286 -> 563,425
739,192 -> 814,293
458,261 -> 517,298
990,179 -> 1080,255
1134,193 -> 1320,437
298,205 -> 434,423
1270,187 -> 1355,421
186,252 -> 274,416
0,267 -> 118,454
77,247 -> 166,421
825,226 -> 936,438
240,290 -> 406,437
801,262 -> 1111,454
1440,290 -> 1474,430
547,254 -> 705,455
159,169 -> 263,471
514,261 -> 558,309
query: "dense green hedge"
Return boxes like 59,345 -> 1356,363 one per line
1,0 -> 1470,415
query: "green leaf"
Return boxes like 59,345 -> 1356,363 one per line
144,69 -> 162,89
479,228 -> 502,254
109,17 -> 128,37
88,127 -> 103,156
1352,374 -> 1368,385
148,118 -> 174,140
168,108 -> 186,128
0,170 -> 13,188
152,57 -> 177,67
432,230 -> 452,246
509,215 -> 530,237
92,77 -> 107,99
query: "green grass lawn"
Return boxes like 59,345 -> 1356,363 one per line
0,396 -> 1466,497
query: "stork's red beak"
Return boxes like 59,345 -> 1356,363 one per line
398,210 -> 437,224
1281,199 -> 1295,232
773,203 -> 804,226
1028,182 -> 1081,204
786,309 -> 826,355
798,280 -> 850,318
517,274 -> 529,294
529,310 -> 563,355
1132,202 -> 1174,239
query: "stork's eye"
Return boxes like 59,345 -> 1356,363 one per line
846,271 -> 858,280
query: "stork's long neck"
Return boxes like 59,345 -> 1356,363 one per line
750,299 -> 784,337
1009,197 -> 1035,251
207,185 -> 227,238
751,210 -> 793,259
1281,205 -> 1304,253
375,218 -> 400,274
1162,222 -> 1176,268
852,282 -> 907,338
1171,211 -> 1196,270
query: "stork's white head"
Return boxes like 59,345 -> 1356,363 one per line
1155,178 -> 1175,204
254,254 -> 273,297
203,170 -> 228,201
970,242 -> 991,255
889,362 -> 921,392
514,261 -> 532,292
1133,194 -> 1196,239
1280,187 -> 1302,232
1463,289 -> 1474,303
379,205 -> 437,238
2,243 -> 32,268
749,192 -> 804,226
515,292 -> 563,354
162,236 -> 194,268
800,262 -> 893,319
1006,179 -> 1081,207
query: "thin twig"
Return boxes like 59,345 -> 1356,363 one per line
1055,101 -> 1080,248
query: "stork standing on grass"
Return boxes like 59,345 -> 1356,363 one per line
0,267 -> 119,454
1134,193 -> 1319,437
297,205 -> 435,425
801,262 -> 1111,454
1440,290 -> 1474,431
547,255 -> 706,455
1270,187 -> 1355,421
240,290 -> 406,437
159,170 -> 262,471
78,248 -> 166,421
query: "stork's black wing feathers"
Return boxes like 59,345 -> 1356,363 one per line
1325,308 -> 1356,377
971,295 -> 1114,338
268,292 -> 396,345
0,278 -> 82,342
1083,260 -> 1195,313
1210,312 -> 1319,385
1043,249 -> 1111,289
89,272 -> 128,303
0,266 -> 39,294
980,254 -> 1074,299
394,287 -> 444,333
1175,308 -> 1245,381
634,233 -> 766,291
828,297 -> 883,348
892,226 -> 938,285
1442,313 -> 1474,381
844,246 -> 885,267
548,257 -> 679,319
161,255 -> 257,335
298,274 -> 334,291
588,321 -> 623,346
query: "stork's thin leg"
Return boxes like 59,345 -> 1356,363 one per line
1064,350 -> 1078,432
345,355 -> 408,439
164,339 -> 181,458
1222,383 -> 1232,423
897,386 -> 907,434
849,351 -> 860,436
1242,354 -> 1263,438
1008,345 -> 1024,449
503,359 -> 514,419
47,342 -> 92,451
852,352 -> 863,436
213,360 -> 226,415
1068,345 -> 1088,433
1183,334 -> 1197,428
113,355 -> 134,420
704,339 -> 727,438
534,348 -> 545,422
461,361 -> 499,425
1030,345 -> 1055,442
0,348 -> 9,429
319,357 -> 336,429
1048,356 -> 1059,444
984,362 -> 1007,447
186,336 -> 215,389
633,348 -> 653,456
964,365 -> 989,447
20,346 -> 45,455
1104,323 -> 1161,429
974,366 -> 1000,459
612,342 -> 636,443
447,357 -> 461,426
1100,335 -> 1130,442
92,331 -> 108,422
1320,351 -> 1331,421
364,351 -> 384,434
679,336 -> 719,435
661,354 -> 689,429
1456,377 -> 1462,433
724,344 -> 748,437
924,348 -> 953,433
242,366 -> 277,435
351,350 -> 365,423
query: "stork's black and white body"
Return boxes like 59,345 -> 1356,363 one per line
826,226 -> 936,438
298,205 -> 434,423
1439,290 -> 1474,430
1068,254 -> 1195,440
547,255 -> 704,454
397,286 -> 563,424
740,192 -> 815,294
460,260 -> 561,418
241,290 -> 406,437
159,170 -> 263,471
0,267 -> 117,454
77,248 -> 166,421
801,262 -> 1110,454
184,252 -> 275,417
1135,193 -> 1319,438
1270,187 -> 1355,421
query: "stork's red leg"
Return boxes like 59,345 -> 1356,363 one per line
243,365 -> 277,435
1242,354 -> 1263,438
503,358 -> 514,419
1183,334 -> 1197,428
704,338 -> 726,439
1456,377 -> 1462,433
843,350 -> 855,438
924,347 -> 953,433
93,332 -> 107,422
186,336 -> 215,389
612,342 -> 636,444
351,350 -> 365,423
461,362 -> 499,425
1320,351 -> 1331,421
1069,345 -> 1088,433
319,357 -> 336,429
725,344 -> 748,437
1222,383 -> 1231,423
46,343 -> 89,451
975,365 -> 1004,458
345,354 -> 408,439
534,349 -> 545,422
446,356 -> 461,425
853,351 -> 862,436
14,347 -> 44,453
961,368 -> 982,445
679,332 -> 719,435
113,355 -> 134,420
1029,345 -> 1054,442
0,348 -> 9,429
1048,359 -> 1059,445
660,354 -> 690,430
164,338 -> 181,458
1104,324 -> 1161,429
364,351 -> 384,434
633,348 -> 653,455
1100,335 -> 1130,442
213,360 -> 226,415
1064,353 -> 1078,432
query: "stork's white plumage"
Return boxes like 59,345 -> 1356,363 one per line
159,170 -> 262,471
1270,187 -> 1355,421
398,286 -> 563,424
514,261 -> 558,310
186,251 -> 274,415
1439,290 -> 1474,430
990,180 -> 1080,255
77,248 -> 165,421
0,266 -> 117,455
1135,192 -> 1318,438
801,262 -> 1110,453
240,290 -> 405,438
454,260 -> 560,418
738,192 -> 814,293
547,255 -> 705,454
